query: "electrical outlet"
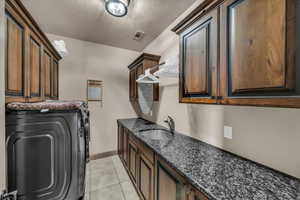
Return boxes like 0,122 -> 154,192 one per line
224,126 -> 233,139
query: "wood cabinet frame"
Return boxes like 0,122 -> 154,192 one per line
219,0 -> 300,108
117,122 -> 210,200
123,129 -> 129,166
138,149 -> 155,200
128,53 -> 161,102
27,30 -> 43,102
5,7 -> 27,103
5,0 -> 61,103
173,0 -> 300,108
186,186 -> 209,200
155,157 -> 187,200
128,138 -> 139,185
179,8 -> 219,104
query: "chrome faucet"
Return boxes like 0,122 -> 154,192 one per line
164,116 -> 175,134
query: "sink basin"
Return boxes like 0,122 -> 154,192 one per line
139,129 -> 173,141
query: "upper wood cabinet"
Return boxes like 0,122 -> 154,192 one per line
28,32 -> 43,101
5,12 -> 26,102
128,53 -> 161,102
173,0 -> 300,108
179,8 -> 218,104
221,0 -> 291,94
219,0 -> 298,107
52,59 -> 59,99
5,0 -> 61,103
44,49 -> 52,99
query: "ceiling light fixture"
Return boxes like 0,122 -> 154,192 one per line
105,0 -> 130,17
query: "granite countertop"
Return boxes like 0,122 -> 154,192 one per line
117,118 -> 300,200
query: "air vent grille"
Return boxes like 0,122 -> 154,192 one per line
133,31 -> 145,41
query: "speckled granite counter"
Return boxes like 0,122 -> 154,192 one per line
117,118 -> 300,200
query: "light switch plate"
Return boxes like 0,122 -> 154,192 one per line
224,126 -> 233,139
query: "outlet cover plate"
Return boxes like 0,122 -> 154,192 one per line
224,126 -> 233,139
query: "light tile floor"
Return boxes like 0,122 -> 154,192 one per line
85,155 -> 140,200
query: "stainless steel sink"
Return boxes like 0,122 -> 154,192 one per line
139,129 -> 173,141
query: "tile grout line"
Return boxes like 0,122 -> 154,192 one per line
111,156 -> 122,183
89,158 -> 122,193
111,156 -> 127,200
112,157 -> 139,200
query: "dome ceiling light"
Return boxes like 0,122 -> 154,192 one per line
105,0 -> 130,17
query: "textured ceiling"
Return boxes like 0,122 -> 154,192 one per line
21,0 -> 196,51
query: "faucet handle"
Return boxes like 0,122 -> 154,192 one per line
164,116 -> 171,123
163,116 -> 175,134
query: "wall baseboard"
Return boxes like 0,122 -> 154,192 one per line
90,150 -> 117,160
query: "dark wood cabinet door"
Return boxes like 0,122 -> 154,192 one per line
136,64 -> 144,99
220,0 -> 299,107
129,139 -> 138,184
145,60 -> 160,101
187,188 -> 208,200
5,12 -> 26,102
138,153 -> 154,200
52,60 -> 59,99
156,159 -> 186,200
221,0 -> 292,94
43,50 -> 52,99
179,9 -> 218,104
128,54 -> 161,102
5,0 -> 61,103
129,69 -> 136,100
28,33 -> 42,101
118,124 -> 124,160
123,129 -> 129,167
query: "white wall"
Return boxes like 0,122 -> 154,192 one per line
47,34 -> 139,155
142,0 -> 300,178
0,0 -> 6,189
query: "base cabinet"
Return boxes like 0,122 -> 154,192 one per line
123,129 -> 129,166
129,139 -> 138,185
118,125 -> 129,167
117,124 -> 124,159
138,153 -> 154,200
117,122 -> 209,200
156,158 -> 186,200
187,187 -> 208,200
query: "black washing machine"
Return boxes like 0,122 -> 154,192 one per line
5,101 -> 90,200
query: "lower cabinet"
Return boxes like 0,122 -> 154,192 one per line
156,158 -> 187,200
117,124 -> 123,157
138,153 -> 154,200
123,129 -> 129,166
129,139 -> 138,185
187,187 -> 208,200
117,123 -> 209,200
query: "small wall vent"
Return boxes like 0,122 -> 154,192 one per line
133,31 -> 145,41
